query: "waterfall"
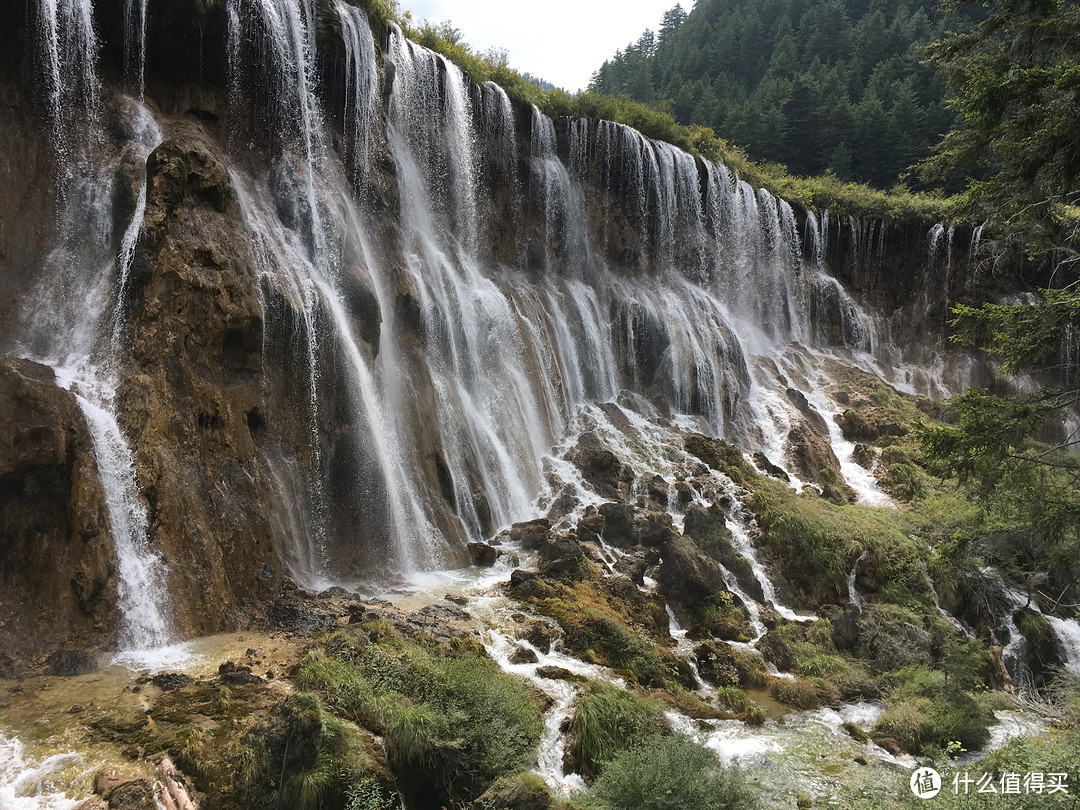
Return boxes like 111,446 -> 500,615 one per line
336,1 -> 379,189
9,0 -> 987,628
66,382 -> 173,650
847,551 -> 868,613
18,0 -> 176,650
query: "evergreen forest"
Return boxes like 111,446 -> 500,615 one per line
589,0 -> 978,186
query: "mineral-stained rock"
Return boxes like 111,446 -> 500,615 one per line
657,536 -> 728,607
45,649 -> 99,677
508,645 -> 539,665
467,541 -> 497,567
151,672 -> 192,691
0,358 -> 119,667
509,518 -> 551,549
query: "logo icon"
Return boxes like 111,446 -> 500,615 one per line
910,767 -> 942,799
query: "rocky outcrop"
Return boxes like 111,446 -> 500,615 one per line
0,358 -> 119,671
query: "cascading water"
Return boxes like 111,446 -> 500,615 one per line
13,0 -> 992,663
14,3 -> 175,651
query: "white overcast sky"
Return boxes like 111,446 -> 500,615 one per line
399,0 -> 684,93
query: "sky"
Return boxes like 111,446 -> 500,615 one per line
399,0 -> 683,93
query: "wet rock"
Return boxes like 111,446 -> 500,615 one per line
673,481 -> 694,505
510,569 -> 549,600
151,672 -> 192,691
537,534 -> 586,580
94,769 -> 141,798
752,452 -> 790,481
657,536 -> 727,607
509,518 -> 551,549
45,650 -> 98,677
785,388 -> 830,434
544,488 -> 577,522
575,508 -> 605,544
0,359 -> 118,667
75,799 -> 109,810
467,542 -> 497,567
220,664 -> 261,686
317,586 -> 353,599
613,553 -> 647,586
445,593 -> 468,606
645,474 -> 669,502
534,665 -> 587,682
508,645 -> 539,665
245,647 -> 265,658
852,443 -> 876,468
874,737 -> 905,757
105,780 -> 156,810
787,419 -> 855,502
568,431 -> 632,499
418,603 -> 471,623
684,434 -> 750,477
636,511 -> 678,547
521,621 -> 555,653
597,501 -> 635,547
268,601 -> 336,635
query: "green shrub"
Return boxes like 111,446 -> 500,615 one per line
858,604 -> 933,671
873,666 -> 993,757
582,734 -> 761,810
769,677 -> 822,710
295,632 -> 543,807
569,681 -> 664,779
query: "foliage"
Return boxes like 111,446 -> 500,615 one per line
918,292 -> 1080,607
920,0 -> 1080,259
874,666 -> 994,756
295,630 -> 543,807
589,0 -> 973,189
356,0 -> 944,223
569,681 -> 665,780
582,734 -> 761,810
751,477 -> 927,605
892,726 -> 1080,808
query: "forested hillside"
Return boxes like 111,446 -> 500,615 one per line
590,0 -> 976,187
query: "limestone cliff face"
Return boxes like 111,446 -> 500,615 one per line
0,0 -> 1025,667
0,359 -> 118,674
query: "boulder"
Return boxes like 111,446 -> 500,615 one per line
509,518 -> 551,549
508,645 -> 539,665
467,542 -> 497,567
635,511 -> 678,547
656,536 -> 728,607
567,431 -> 631,499
597,501 -> 635,547
267,601 -> 336,635
151,672 -> 192,691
